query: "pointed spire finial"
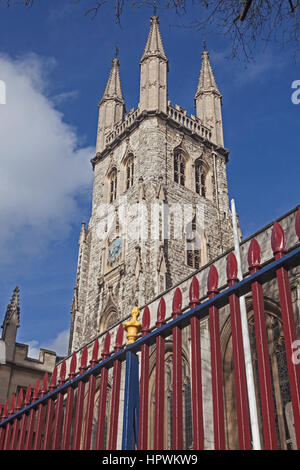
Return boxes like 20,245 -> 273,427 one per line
139,14 -> 168,113
115,42 -> 119,59
197,49 -> 219,93
2,286 -> 20,328
140,14 -> 167,63
153,0 -> 158,16
99,56 -> 125,107
194,44 -> 224,146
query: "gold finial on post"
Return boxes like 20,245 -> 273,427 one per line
124,306 -> 142,345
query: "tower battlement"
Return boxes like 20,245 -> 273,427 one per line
104,103 -> 213,148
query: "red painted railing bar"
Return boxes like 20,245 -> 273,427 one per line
17,385 -> 31,450
83,339 -> 99,450
207,265 -> 226,450
189,276 -> 204,450
271,222 -> 300,449
95,333 -> 111,450
25,379 -> 40,450
138,307 -> 151,450
248,239 -> 278,449
227,253 -> 251,450
33,372 -> 49,450
3,393 -> 16,450
72,347 -> 88,449
108,325 -> 124,450
10,388 -> 23,450
154,297 -> 166,450
61,353 -> 77,450
43,366 -> 57,450
172,288 -> 183,450
51,361 -> 66,450
0,399 -> 9,450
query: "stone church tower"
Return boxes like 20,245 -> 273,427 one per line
69,16 -> 233,352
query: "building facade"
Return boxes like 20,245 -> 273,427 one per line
0,287 -> 59,406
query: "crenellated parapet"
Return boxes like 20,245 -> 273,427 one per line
167,104 -> 212,142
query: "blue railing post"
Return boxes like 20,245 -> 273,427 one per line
122,351 -> 140,450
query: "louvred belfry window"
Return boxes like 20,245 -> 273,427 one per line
195,161 -> 206,197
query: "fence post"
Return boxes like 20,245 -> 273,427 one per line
83,339 -> 99,450
207,265 -> 226,450
10,388 -> 23,450
51,361 -> 66,450
172,288 -> 183,450
248,238 -> 278,449
154,297 -> 166,450
271,221 -> 300,449
25,379 -> 40,450
3,393 -> 15,450
227,252 -> 251,450
189,276 -> 204,450
95,333 -> 111,450
43,367 -> 57,450
17,384 -> 31,450
33,372 -> 49,450
108,324 -> 124,450
138,307 -> 150,450
61,353 -> 77,450
72,348 -> 88,450
0,399 -> 8,450
122,350 -> 140,450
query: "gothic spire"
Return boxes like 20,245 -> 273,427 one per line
139,16 -> 168,114
194,48 -> 224,147
195,49 -> 220,98
96,57 -> 126,153
140,16 -> 168,64
3,286 -> 20,326
100,57 -> 125,107
1,286 -> 20,359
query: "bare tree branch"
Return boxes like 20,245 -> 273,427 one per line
1,0 -> 300,60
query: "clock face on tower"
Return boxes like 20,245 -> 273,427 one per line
108,237 -> 122,264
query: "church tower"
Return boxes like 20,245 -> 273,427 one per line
69,17 -> 233,352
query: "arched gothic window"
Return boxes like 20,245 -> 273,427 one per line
195,160 -> 206,197
186,217 -> 201,269
174,152 -> 185,186
109,169 -> 117,203
187,245 -> 200,269
126,155 -> 134,190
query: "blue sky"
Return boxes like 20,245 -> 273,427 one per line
0,1 -> 299,357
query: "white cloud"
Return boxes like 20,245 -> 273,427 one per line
52,90 -> 79,106
27,329 -> 69,359
0,53 -> 94,262
27,340 -> 41,360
